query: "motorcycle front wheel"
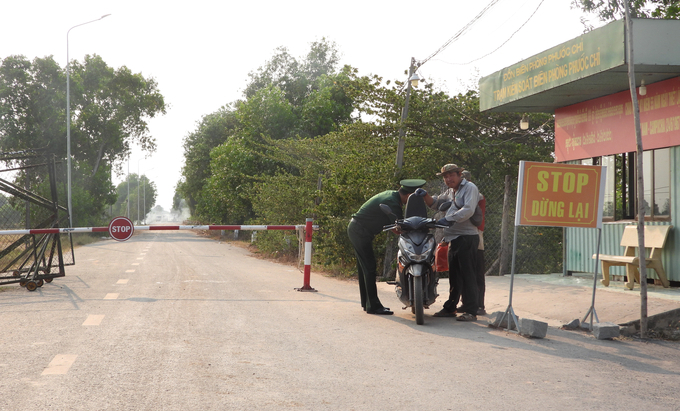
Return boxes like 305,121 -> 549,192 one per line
413,276 -> 424,325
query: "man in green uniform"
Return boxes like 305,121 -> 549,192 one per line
347,179 -> 426,315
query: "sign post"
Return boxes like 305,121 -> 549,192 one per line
108,216 -> 134,242
503,161 -> 606,333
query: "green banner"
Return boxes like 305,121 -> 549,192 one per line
479,20 -> 625,111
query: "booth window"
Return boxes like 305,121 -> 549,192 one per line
583,148 -> 670,221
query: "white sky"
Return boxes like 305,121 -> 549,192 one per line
1,0 -> 600,211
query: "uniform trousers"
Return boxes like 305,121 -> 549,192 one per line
347,219 -> 384,312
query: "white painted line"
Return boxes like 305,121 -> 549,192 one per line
131,263 -> 139,266
139,253 -> 146,256
42,354 -> 77,375
136,258 -> 143,260
82,315 -> 105,326
104,293 -> 119,300
125,270 -> 135,273
117,279 -> 129,284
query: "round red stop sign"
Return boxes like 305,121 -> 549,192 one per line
109,216 -> 134,241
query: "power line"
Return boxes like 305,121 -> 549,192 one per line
418,0 -> 503,67
433,0 -> 547,67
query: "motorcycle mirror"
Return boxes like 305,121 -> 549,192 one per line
438,201 -> 452,212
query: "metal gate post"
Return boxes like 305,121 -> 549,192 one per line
296,218 -> 317,292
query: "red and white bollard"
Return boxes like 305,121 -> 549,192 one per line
295,218 -> 317,292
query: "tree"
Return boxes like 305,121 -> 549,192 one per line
0,55 -> 165,173
178,106 -> 239,214
112,173 -> 156,223
70,55 -> 166,176
0,54 -> 166,227
180,40 -> 353,224
572,0 -> 680,20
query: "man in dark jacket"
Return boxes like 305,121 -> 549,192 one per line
347,179 -> 426,315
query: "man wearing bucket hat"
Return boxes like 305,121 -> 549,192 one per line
462,170 -> 486,315
420,164 -> 480,321
347,179 -> 426,315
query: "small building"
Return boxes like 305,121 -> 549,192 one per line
479,18 -> 680,282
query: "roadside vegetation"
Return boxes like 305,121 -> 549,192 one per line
175,39 -> 556,276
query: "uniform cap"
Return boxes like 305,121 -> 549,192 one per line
399,179 -> 426,193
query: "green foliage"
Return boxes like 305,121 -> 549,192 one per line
70,160 -> 117,226
197,137 -> 258,224
178,41 -> 558,275
515,226 -> 564,274
0,54 -> 166,228
246,72 -> 556,273
112,173 -> 157,222
572,0 -> 680,20
178,106 -> 239,214
180,39 -> 354,225
237,85 -> 296,141
70,55 -> 166,175
0,56 -> 64,155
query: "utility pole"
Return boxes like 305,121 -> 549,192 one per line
624,1 -> 648,338
395,57 -> 418,169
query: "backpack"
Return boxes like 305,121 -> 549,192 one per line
454,195 -> 484,227
469,204 -> 483,227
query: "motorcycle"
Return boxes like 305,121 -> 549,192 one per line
380,195 -> 450,325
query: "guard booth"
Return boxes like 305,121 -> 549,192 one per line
478,18 -> 680,284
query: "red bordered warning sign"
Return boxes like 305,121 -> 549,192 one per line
108,216 -> 134,241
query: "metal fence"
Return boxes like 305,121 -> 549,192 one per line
426,174 -> 563,276
0,150 -> 74,290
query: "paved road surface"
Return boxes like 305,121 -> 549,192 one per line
1,230 -> 679,410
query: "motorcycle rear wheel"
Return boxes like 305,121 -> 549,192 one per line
414,276 -> 424,325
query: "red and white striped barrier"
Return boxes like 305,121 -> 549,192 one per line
0,220 -> 318,292
0,224 -> 303,235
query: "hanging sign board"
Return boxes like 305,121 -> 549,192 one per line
515,161 -> 606,229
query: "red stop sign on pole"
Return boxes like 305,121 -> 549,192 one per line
109,216 -> 134,242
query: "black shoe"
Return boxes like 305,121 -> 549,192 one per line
433,308 -> 457,317
367,307 -> 393,315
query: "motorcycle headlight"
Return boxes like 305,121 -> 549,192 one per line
399,236 -> 436,263
422,237 -> 435,256
398,236 -> 416,256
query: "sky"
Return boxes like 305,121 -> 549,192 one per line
1,0 -> 601,212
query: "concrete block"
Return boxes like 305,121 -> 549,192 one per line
488,311 -> 519,330
620,324 -> 637,337
519,318 -> 548,338
593,322 -> 621,340
562,319 -> 580,330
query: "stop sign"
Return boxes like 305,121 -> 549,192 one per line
109,216 -> 134,242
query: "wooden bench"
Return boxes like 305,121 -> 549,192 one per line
593,225 -> 673,290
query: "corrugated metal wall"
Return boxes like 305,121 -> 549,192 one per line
565,146 -> 679,281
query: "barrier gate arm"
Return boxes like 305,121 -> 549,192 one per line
0,224 -> 312,235
0,222 -> 319,292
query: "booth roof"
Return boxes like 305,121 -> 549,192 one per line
479,18 -> 680,113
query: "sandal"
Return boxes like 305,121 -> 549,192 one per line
456,313 -> 477,322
